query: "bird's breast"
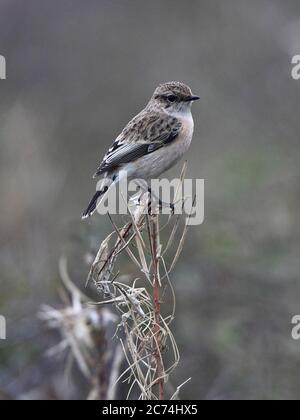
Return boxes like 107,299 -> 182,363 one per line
126,113 -> 194,180
178,112 -> 194,152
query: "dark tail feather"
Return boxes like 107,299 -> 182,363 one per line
82,187 -> 108,220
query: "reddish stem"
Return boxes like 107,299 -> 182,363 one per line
151,214 -> 164,400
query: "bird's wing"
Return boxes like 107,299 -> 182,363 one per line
93,112 -> 182,177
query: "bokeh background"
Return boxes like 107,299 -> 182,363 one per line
1,0 -> 300,400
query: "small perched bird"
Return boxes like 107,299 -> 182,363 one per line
82,81 -> 199,219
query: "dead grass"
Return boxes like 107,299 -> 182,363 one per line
41,164 -> 192,400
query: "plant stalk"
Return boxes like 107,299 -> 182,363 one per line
151,214 -> 164,400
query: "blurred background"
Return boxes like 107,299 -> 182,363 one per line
1,0 -> 300,400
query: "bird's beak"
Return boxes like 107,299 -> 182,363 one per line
186,95 -> 200,102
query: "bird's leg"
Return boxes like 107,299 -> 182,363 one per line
135,183 -> 174,215
158,198 -> 175,215
137,189 -> 142,206
134,184 -> 153,214
136,186 -> 147,207
147,188 -> 175,215
135,181 -> 147,205
147,188 -> 153,216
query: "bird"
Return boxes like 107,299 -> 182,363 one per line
82,81 -> 200,219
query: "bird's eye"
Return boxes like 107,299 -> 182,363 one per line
167,95 -> 177,102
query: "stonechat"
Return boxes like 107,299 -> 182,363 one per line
82,81 -> 199,219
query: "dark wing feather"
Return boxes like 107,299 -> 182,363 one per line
93,113 -> 181,177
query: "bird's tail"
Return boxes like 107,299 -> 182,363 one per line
82,185 -> 109,220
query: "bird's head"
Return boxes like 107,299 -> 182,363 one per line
150,81 -> 200,114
